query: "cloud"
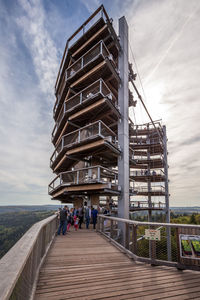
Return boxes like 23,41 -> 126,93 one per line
80,0 -> 101,14
0,0 -> 200,208
126,0 -> 200,206
16,0 -> 59,100
0,0 -> 60,205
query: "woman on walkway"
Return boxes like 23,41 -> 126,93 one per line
67,208 -> 73,232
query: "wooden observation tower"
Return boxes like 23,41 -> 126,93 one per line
48,5 -> 170,247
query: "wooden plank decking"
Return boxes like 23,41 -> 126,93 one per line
35,229 -> 200,300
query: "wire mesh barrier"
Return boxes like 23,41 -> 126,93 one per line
52,79 -> 116,140
65,40 -> 110,81
50,120 -> 117,167
129,200 -> 166,209
97,215 -> 200,271
48,166 -> 137,195
55,5 -> 109,93
0,215 -> 58,300
48,166 -> 119,194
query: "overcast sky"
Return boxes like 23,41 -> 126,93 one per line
0,0 -> 199,206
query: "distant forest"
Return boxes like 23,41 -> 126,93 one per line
0,210 -> 55,259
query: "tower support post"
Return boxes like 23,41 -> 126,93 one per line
118,16 -> 129,247
163,125 -> 171,261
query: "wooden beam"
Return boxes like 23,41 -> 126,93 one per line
105,79 -> 118,99
70,61 -> 106,89
52,183 -> 110,198
69,98 -> 105,120
54,140 -> 105,171
67,140 -> 105,155
55,99 -> 106,146
72,24 -> 108,58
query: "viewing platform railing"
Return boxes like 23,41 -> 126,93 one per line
130,169 -> 165,177
52,79 -> 116,139
50,120 -> 118,167
132,137 -> 161,146
54,5 -> 110,94
48,166 -> 118,194
133,185 -> 165,194
130,200 -> 166,209
53,39 -> 116,118
97,215 -> 200,271
0,215 -> 58,300
66,40 -> 113,81
132,120 -> 163,135
49,166 -> 135,195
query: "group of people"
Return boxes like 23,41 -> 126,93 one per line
56,204 -> 98,236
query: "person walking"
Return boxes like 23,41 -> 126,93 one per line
57,206 -> 68,235
78,205 -> 84,229
91,206 -> 98,229
85,205 -> 91,229
67,208 -> 73,232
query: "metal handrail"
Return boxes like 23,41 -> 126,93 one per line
134,185 -> 165,192
52,79 -> 116,138
98,214 -> 200,229
55,5 -> 108,92
130,169 -> 165,177
53,39 -> 116,117
50,120 -> 117,165
65,40 -> 115,80
48,165 -> 119,193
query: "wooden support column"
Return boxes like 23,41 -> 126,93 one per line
118,16 -> 129,247
91,195 -> 99,207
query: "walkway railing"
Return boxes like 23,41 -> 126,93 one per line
130,169 -> 165,177
55,5 -> 109,94
48,166 -> 119,194
97,215 -> 200,271
66,40 -> 113,80
130,200 -> 166,209
52,78 -> 116,137
0,215 -> 58,300
53,39 -> 116,118
50,120 -> 117,167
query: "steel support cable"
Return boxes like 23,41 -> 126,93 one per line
129,76 -> 163,144
128,36 -> 163,145
119,26 -> 163,145
129,41 -> 148,106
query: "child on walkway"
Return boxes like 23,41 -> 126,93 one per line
74,215 -> 79,231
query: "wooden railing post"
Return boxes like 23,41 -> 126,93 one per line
125,223 -> 130,250
110,219 -> 114,239
131,224 -> 137,254
101,217 -> 104,233
97,216 -> 100,232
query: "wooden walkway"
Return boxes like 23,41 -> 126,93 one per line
35,229 -> 200,300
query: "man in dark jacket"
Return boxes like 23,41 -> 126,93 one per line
57,206 -> 68,235
91,206 -> 98,229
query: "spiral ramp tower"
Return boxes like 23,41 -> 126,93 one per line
49,6 -> 122,208
130,122 -> 170,221
48,5 -> 170,227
